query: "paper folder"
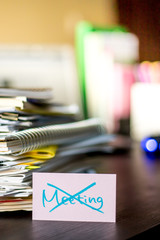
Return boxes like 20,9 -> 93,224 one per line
23,146 -> 58,159
75,21 -> 126,118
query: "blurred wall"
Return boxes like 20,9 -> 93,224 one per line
0,0 -> 118,45
117,0 -> 160,61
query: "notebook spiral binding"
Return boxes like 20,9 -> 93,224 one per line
10,118 -> 105,155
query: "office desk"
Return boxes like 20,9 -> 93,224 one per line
0,143 -> 160,239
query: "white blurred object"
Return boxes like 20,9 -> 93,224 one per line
84,32 -> 139,132
130,83 -> 160,141
100,32 -> 139,63
0,45 -> 82,116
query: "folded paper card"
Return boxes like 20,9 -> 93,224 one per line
32,172 -> 116,222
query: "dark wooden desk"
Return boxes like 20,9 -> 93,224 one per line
1,143 -> 160,240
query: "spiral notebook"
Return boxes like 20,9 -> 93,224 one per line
0,118 -> 105,155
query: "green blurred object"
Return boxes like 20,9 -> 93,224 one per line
75,21 -> 127,119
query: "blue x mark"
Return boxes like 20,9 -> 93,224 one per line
47,182 -> 104,214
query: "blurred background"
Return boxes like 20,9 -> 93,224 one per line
0,0 -> 159,143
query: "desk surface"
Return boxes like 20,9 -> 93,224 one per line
1,143 -> 160,240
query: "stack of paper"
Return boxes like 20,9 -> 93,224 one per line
0,145 -> 58,211
0,114 -> 130,212
0,94 -> 108,212
0,87 -> 79,135
0,87 -> 82,211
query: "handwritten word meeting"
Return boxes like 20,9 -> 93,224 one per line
42,182 -> 104,213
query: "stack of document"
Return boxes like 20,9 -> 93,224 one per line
0,92 -> 107,212
0,87 -> 81,211
0,145 -> 58,211
0,87 -> 79,135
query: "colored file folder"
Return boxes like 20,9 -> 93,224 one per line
75,21 -> 127,118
